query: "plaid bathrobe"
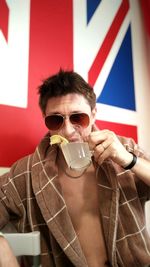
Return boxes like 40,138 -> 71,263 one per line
0,132 -> 150,267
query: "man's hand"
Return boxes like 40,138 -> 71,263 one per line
87,129 -> 133,167
87,129 -> 150,185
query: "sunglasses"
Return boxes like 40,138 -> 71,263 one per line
45,113 -> 90,131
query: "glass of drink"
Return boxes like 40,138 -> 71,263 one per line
61,142 -> 92,170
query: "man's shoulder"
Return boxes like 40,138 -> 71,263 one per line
5,153 -> 34,179
15,153 -> 33,168
2,132 -> 50,178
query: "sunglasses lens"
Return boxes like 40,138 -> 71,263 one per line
45,115 -> 63,130
45,113 -> 90,130
70,113 -> 89,128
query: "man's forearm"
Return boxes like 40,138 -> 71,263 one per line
131,156 -> 150,186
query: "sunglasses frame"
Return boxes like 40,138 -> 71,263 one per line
45,112 -> 90,131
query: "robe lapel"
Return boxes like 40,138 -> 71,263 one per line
31,135 -> 88,267
97,161 -> 120,267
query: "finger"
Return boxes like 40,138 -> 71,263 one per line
97,149 -> 108,165
89,129 -> 111,143
96,144 -> 112,165
92,138 -> 113,162
88,131 -> 107,149
93,143 -> 106,161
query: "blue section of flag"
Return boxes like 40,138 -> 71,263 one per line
97,25 -> 136,111
87,0 -> 102,24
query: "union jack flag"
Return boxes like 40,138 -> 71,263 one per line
0,0 -> 147,167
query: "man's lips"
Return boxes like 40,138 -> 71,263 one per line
67,137 -> 83,142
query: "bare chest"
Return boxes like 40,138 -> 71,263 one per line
59,169 -> 109,267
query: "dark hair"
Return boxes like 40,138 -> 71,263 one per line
38,69 -> 96,114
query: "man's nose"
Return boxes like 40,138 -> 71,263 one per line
61,117 -> 75,135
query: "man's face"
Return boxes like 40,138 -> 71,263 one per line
44,93 -> 96,142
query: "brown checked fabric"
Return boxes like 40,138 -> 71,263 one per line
0,132 -> 150,267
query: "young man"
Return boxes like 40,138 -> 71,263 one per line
0,69 -> 150,267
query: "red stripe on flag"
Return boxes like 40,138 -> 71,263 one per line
140,0 -> 150,37
96,120 -> 138,143
0,0 -> 73,167
88,0 -> 129,87
0,0 -> 9,41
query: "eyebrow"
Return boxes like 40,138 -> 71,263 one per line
46,111 -> 85,116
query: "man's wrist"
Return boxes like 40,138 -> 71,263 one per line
122,152 -> 137,170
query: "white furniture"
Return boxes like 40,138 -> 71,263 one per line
3,231 -> 41,267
